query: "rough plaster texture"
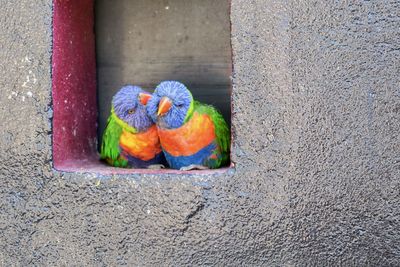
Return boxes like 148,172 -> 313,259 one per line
0,0 -> 399,266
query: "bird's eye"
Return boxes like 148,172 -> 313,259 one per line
177,104 -> 184,108
128,109 -> 135,114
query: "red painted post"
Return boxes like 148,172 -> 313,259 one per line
52,0 -> 97,169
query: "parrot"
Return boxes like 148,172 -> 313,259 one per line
146,81 -> 230,170
100,85 -> 166,168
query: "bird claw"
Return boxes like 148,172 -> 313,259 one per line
179,164 -> 209,171
147,164 -> 166,170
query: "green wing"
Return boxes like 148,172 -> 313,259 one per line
100,113 -> 128,168
193,101 -> 230,167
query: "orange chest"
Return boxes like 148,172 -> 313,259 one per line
157,112 -> 216,157
119,125 -> 162,161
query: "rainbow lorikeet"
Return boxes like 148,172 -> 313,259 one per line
100,85 -> 166,168
147,81 -> 230,170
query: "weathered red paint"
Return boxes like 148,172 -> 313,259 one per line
52,0 -> 97,169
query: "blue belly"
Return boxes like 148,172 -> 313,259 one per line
123,151 -> 167,168
163,142 -> 217,170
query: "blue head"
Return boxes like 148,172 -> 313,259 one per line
112,85 -> 153,132
147,81 -> 194,129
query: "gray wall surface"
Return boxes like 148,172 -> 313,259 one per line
0,0 -> 399,266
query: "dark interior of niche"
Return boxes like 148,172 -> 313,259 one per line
52,0 -> 232,173
95,0 -> 233,148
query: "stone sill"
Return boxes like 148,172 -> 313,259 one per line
54,155 -> 235,176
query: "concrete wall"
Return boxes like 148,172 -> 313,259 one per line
0,0 -> 399,265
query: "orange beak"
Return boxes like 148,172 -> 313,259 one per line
138,93 -> 151,105
158,97 -> 172,116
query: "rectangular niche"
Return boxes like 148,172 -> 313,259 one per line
52,0 -> 233,174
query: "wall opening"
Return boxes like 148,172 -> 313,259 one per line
52,0 -> 232,174
96,0 -> 232,141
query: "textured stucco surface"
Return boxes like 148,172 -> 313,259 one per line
0,0 -> 399,266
